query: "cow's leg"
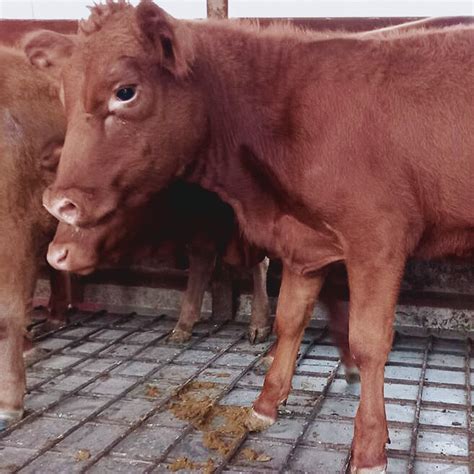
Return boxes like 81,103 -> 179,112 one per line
0,299 -> 26,430
47,269 -> 72,329
247,265 -> 324,430
257,339 -> 277,371
0,254 -> 36,430
168,248 -> 216,343
31,269 -> 71,339
248,257 -> 271,344
326,297 -> 360,383
347,259 -> 404,473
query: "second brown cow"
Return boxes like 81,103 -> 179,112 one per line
0,45 -> 70,430
47,181 -> 272,344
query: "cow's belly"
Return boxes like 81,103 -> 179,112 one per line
414,228 -> 474,260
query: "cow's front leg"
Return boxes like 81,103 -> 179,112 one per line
248,257 -> 271,344
247,265 -> 324,430
348,258 -> 404,473
47,269 -> 72,329
0,294 -> 28,430
168,247 -> 216,343
29,269 -> 72,339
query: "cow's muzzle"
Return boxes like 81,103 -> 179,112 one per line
47,240 -> 97,275
43,186 -> 117,227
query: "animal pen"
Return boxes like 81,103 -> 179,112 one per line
0,1 -> 473,473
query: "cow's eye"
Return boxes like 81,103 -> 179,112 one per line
115,86 -> 136,102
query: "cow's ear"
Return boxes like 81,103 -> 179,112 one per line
136,0 -> 193,78
23,30 -> 76,75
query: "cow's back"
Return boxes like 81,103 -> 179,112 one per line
286,27 -> 474,231
375,27 -> 474,226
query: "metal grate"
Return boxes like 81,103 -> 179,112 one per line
0,308 -> 472,473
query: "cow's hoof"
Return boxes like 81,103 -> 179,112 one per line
0,410 -> 23,431
167,328 -> 192,344
350,464 -> 387,474
245,408 -> 275,432
345,366 -> 360,384
257,354 -> 274,372
31,319 -> 66,338
23,346 -> 48,366
248,325 -> 272,344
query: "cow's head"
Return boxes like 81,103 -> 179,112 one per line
47,206 -> 146,274
47,222 -> 110,274
25,1 -> 206,227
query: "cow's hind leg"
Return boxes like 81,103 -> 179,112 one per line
347,257 -> 404,473
248,257 -> 271,344
325,297 -> 359,383
168,247 -> 216,343
247,265 -> 324,430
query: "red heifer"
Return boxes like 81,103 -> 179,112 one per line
0,46 -> 69,430
26,3 -> 474,472
47,181 -> 271,343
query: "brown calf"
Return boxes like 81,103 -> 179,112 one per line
26,4 -> 474,472
48,182 -> 272,343
0,45 -> 68,430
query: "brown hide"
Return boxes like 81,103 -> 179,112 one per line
0,45 -> 68,429
33,10 -> 473,269
23,3 -> 474,470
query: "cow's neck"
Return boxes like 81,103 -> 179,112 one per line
185,23 -> 304,243
181,22 -> 345,271
192,22 -> 301,158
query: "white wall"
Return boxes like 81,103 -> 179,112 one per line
231,1 -> 474,18
0,0 -> 204,19
1,0 -> 473,20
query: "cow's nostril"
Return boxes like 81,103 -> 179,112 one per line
47,245 -> 69,270
56,248 -> 68,264
57,199 -> 78,222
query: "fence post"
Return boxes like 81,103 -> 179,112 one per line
206,0 -> 235,322
207,0 -> 228,19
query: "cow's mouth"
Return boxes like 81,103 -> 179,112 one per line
47,243 -> 98,275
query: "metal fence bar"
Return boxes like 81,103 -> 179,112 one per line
212,328 -> 329,473
407,336 -> 432,473
11,316 -> 230,471
84,330 -> 255,471
0,312 -> 137,438
4,308 -> 471,472
143,331 -> 284,472
26,310 -> 123,368
31,308 -> 109,339
278,360 -> 342,473
0,316 -> 163,440
27,313 -> 165,393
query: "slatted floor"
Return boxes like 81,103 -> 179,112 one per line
0,309 -> 472,473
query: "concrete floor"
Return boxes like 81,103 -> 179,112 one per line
0,309 -> 472,473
